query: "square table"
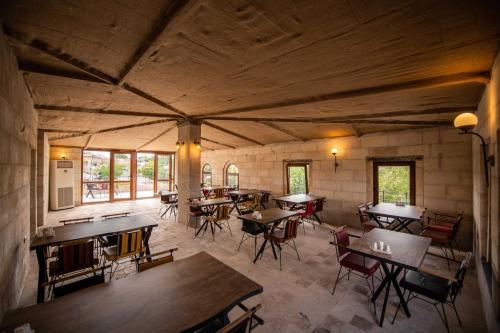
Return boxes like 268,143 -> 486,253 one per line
367,203 -> 426,234
237,208 -> 300,263
347,228 -> 431,326
31,214 -> 158,303
229,189 -> 271,213
190,198 -> 233,236
0,252 -> 263,333
273,194 -> 325,224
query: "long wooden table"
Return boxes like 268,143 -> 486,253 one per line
367,203 -> 425,233
237,208 -> 301,263
273,194 -> 325,223
31,214 -> 158,303
347,229 -> 431,326
0,252 -> 263,333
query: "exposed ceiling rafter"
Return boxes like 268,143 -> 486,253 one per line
196,74 -> 488,117
348,124 -> 361,137
35,104 -> 181,119
203,121 -> 264,146
19,60 -> 104,83
47,119 -> 174,141
3,25 -> 188,118
136,123 -> 177,150
201,137 -> 236,149
258,121 -> 306,141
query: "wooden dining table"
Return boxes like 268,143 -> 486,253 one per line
229,189 -> 270,214
347,228 -> 431,326
31,214 -> 158,303
273,194 -> 325,223
0,252 -> 263,333
237,208 -> 301,263
201,186 -> 233,199
190,198 -> 233,237
367,203 -> 425,233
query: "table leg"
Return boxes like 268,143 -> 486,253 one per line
254,239 -> 267,263
395,219 -> 414,234
375,262 -> 410,326
276,200 -> 284,209
312,212 -> 322,224
143,226 -> 154,261
195,221 -> 208,237
270,241 -> 278,260
35,247 -> 47,303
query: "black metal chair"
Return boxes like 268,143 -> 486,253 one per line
237,220 -> 264,257
391,252 -> 472,333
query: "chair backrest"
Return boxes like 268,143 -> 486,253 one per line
190,205 -> 203,214
357,204 -> 371,225
57,239 -> 95,274
284,218 -> 299,240
215,205 -> 230,221
102,212 -> 130,220
260,192 -> 269,203
137,248 -> 178,272
314,199 -> 324,212
202,189 -> 211,198
59,217 -> 94,225
217,304 -> 262,333
229,193 -> 240,202
161,193 -> 177,203
252,193 -> 261,206
116,230 -> 144,258
215,188 -> 225,198
332,226 -> 350,258
451,252 -> 472,299
366,202 -> 374,208
450,212 -> 464,239
305,201 -> 314,215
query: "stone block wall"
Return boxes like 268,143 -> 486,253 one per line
475,50 -> 500,329
36,130 -> 49,227
0,31 -> 37,319
49,146 -> 82,206
202,127 -> 473,247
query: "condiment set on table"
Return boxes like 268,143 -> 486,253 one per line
371,240 -> 391,254
252,211 -> 262,220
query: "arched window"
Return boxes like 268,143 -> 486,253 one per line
202,163 -> 212,187
225,163 -> 239,189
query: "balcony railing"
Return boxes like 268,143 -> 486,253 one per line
378,190 -> 409,205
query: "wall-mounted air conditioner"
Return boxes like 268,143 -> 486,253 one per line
50,160 -> 75,210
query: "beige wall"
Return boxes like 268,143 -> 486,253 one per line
49,146 -> 82,206
476,50 -> 500,328
202,127 -> 473,246
0,31 -> 37,319
36,130 -> 49,226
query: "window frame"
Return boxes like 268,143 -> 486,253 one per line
373,160 -> 416,205
286,162 -> 310,195
202,163 -> 212,186
225,163 -> 239,190
156,153 -> 175,193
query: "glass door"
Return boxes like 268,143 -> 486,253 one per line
157,154 -> 174,192
136,152 -> 155,198
82,150 -> 111,203
112,152 -> 132,200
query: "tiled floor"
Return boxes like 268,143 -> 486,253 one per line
21,199 -> 487,332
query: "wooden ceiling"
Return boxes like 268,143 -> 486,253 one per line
1,0 -> 499,151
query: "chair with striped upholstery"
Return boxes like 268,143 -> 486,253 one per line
263,218 -> 300,270
104,230 -> 145,278
201,205 -> 232,241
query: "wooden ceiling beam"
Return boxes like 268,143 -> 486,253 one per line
118,0 -> 191,83
3,25 -> 187,118
35,104 -> 181,119
19,60 -> 103,83
136,123 -> 177,150
197,74 -> 488,117
203,121 -> 264,146
258,121 -> 306,141
83,135 -> 93,149
48,119 -> 175,141
202,117 -> 449,126
348,124 -> 361,137
201,137 -> 236,149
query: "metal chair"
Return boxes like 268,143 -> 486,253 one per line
392,252 -> 472,333
104,230 -> 145,278
200,205 -> 232,241
357,204 -> 381,234
262,217 -> 300,270
298,201 -> 315,233
237,220 -> 264,257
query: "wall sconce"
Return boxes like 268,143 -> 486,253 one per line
331,147 -> 339,173
194,140 -> 201,149
176,141 -> 184,150
454,112 -> 495,187
60,153 -> 66,159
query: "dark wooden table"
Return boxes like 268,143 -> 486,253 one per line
273,194 -> 325,223
31,214 -> 158,303
237,208 -> 300,263
0,252 -> 263,333
190,198 -> 233,237
347,228 -> 431,326
229,189 -> 271,213
201,186 -> 233,199
367,203 -> 425,233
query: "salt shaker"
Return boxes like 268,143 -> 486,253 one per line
385,244 -> 391,253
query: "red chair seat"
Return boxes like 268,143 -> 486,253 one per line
426,225 -> 453,233
421,229 -> 449,244
340,253 -> 380,276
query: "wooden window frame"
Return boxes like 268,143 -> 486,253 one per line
373,161 -> 416,205
111,151 -> 133,201
225,163 -> 239,190
286,162 -> 310,195
202,163 -> 212,186
156,153 -> 175,193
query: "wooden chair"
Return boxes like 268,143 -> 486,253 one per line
260,192 -> 270,209
59,217 -> 94,225
330,226 -> 381,314
424,211 -> 464,249
357,204 -> 381,234
98,212 -> 131,249
214,188 -> 225,198
197,304 -> 263,333
104,230 -> 145,278
47,239 -> 108,299
262,218 -> 300,270
201,205 -> 232,241
187,205 -> 204,234
239,194 -> 261,213
159,193 -> 178,219
133,248 -> 178,272
392,252 -> 472,333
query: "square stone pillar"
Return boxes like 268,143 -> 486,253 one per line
177,120 -> 202,225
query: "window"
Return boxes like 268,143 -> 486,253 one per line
286,162 -> 309,194
202,163 -> 212,187
225,163 -> 239,189
136,152 -> 155,198
157,154 -> 174,192
373,161 -> 415,205
82,150 -> 111,203
112,152 -> 132,200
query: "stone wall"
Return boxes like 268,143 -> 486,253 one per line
475,50 -> 500,329
0,31 -> 37,319
49,146 -> 82,206
36,130 -> 49,227
202,127 -> 473,247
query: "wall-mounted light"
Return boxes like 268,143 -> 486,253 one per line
331,147 -> 339,173
454,112 -> 495,187
176,141 -> 184,150
60,153 -> 66,159
194,140 -> 201,149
